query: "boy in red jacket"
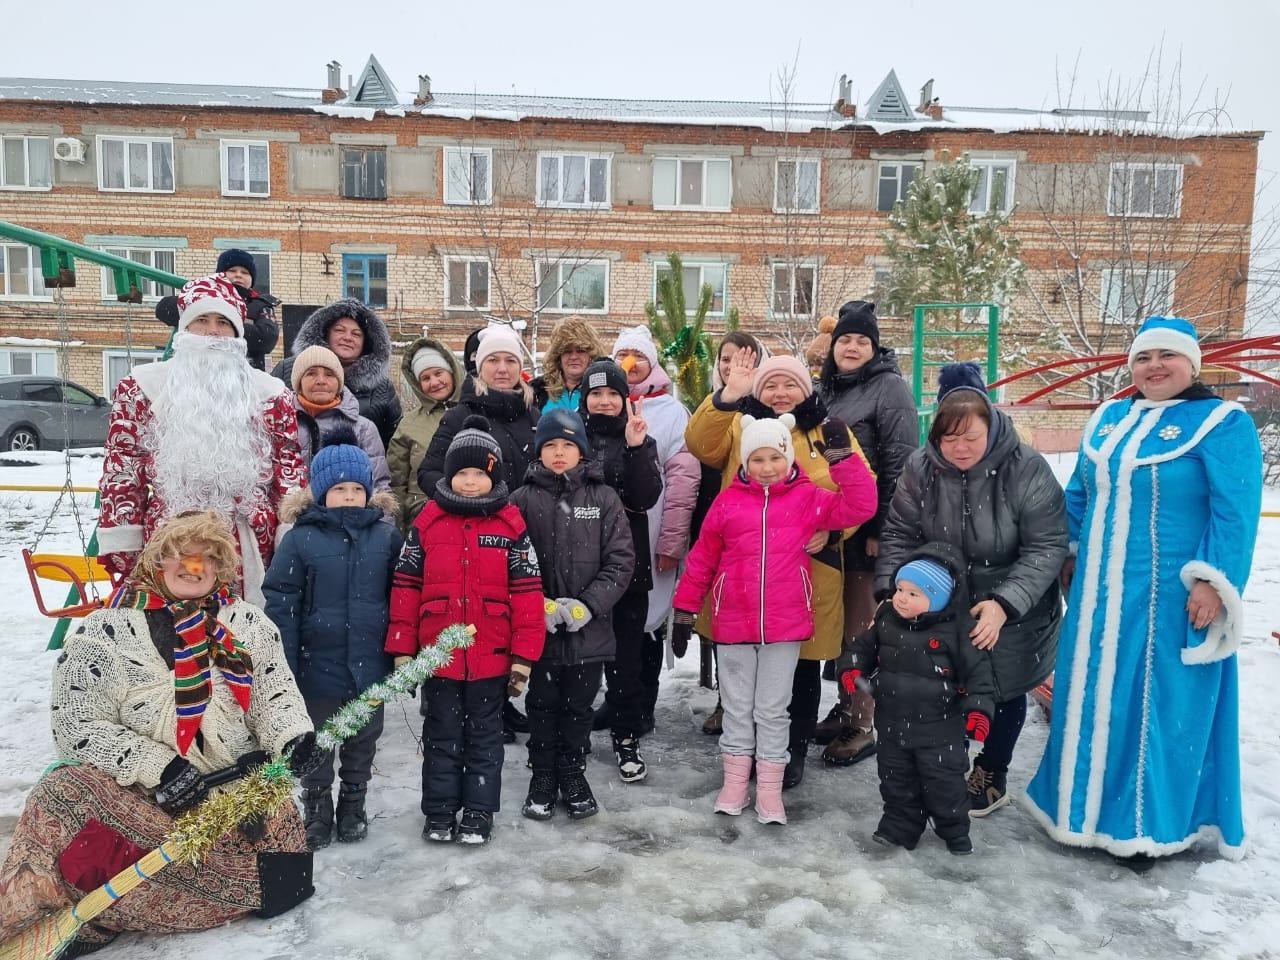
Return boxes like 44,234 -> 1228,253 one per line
386,416 -> 544,845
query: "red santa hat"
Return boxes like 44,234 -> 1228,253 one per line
177,274 -> 247,336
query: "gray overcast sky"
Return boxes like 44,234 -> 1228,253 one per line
5,0 -> 1278,310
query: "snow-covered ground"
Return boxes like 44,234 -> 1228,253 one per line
1,451 -> 1278,960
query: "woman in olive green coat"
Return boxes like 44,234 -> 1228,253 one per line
387,337 -> 464,529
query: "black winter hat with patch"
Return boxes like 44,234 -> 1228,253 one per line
534,409 -> 592,457
580,360 -> 629,405
444,415 -> 504,480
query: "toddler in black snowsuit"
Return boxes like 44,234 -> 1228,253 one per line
837,542 -> 995,855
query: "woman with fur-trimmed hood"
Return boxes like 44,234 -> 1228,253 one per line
531,315 -> 606,415
272,298 -> 402,448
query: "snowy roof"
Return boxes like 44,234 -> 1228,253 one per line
0,76 -> 1261,138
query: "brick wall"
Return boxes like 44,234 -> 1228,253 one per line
0,100 -> 1261,412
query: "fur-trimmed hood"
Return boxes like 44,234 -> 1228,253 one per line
290,299 -> 393,393
279,485 -> 400,524
536,315 -> 606,399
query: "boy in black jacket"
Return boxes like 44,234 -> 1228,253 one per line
510,409 -> 635,820
837,543 -> 995,855
156,248 -> 279,369
578,360 -> 663,782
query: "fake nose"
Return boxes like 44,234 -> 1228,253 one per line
618,355 -> 637,373
180,555 -> 205,576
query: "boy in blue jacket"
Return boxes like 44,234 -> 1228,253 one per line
264,428 -> 402,850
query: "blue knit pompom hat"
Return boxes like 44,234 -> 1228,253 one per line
310,426 -> 373,501
936,361 -> 988,403
896,558 -> 955,613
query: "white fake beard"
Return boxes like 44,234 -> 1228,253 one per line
148,332 -> 271,519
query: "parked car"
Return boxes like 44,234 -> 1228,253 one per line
0,376 -> 110,451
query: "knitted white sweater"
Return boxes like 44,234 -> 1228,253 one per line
51,599 -> 313,789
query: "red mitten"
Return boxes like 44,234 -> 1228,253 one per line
839,669 -> 861,695
965,711 -> 990,744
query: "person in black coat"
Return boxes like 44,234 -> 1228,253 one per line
272,299 -> 402,448
577,360 -> 663,781
155,248 -> 279,369
419,327 -> 540,497
510,410 -> 635,822
262,433 -> 403,850
837,542 -> 995,855
815,300 -> 919,761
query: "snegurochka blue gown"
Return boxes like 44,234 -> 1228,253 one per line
1025,395 -> 1261,860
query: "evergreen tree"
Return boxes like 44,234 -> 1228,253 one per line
646,252 -> 738,411
881,154 -> 1028,360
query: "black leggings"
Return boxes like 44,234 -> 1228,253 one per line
974,695 -> 1027,774
786,658 -> 822,746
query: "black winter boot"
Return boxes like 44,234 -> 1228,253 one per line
335,781 -> 368,843
783,740 -> 809,790
522,770 -> 558,820
300,787 -> 334,851
457,809 -> 494,845
612,733 -> 647,783
557,756 -> 599,820
423,813 -> 457,843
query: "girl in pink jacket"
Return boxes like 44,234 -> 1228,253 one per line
671,413 -> 876,824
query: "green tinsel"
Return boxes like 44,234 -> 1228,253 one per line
315,623 -> 474,751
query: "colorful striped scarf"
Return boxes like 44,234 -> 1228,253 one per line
108,584 -> 254,756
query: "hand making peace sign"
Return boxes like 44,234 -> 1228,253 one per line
719,347 -> 757,403
624,397 -> 649,448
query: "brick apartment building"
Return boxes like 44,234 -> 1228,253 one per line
0,57 -> 1263,446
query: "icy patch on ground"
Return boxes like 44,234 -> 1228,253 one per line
0,456 -> 1277,959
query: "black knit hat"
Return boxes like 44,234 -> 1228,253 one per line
832,300 -> 880,351
534,409 -> 591,457
444,415 -> 503,480
580,359 -> 629,406
463,327 -> 486,376
936,361 -> 988,403
215,248 -> 257,287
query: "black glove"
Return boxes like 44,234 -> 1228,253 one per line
155,757 -> 208,814
235,750 -> 270,776
671,610 -> 696,659
284,733 -> 325,780
238,812 -> 268,843
816,417 -> 853,464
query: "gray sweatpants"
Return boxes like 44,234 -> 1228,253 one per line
716,641 -> 802,763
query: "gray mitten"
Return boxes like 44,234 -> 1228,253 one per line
558,598 -> 594,633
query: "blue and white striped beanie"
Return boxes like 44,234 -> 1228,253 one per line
896,558 -> 954,613
1128,316 -> 1201,376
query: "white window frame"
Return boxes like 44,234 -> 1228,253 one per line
1100,266 -> 1176,323
770,262 -> 818,318
773,158 -> 821,214
967,158 -> 1017,215
95,135 -> 175,193
0,135 -> 52,191
98,247 -> 178,303
0,347 -> 57,376
535,259 -> 610,315
1107,162 -> 1183,219
535,151 -> 612,209
102,349 -> 163,397
876,160 -> 921,211
443,257 -> 491,310
444,146 -> 493,206
652,157 -> 732,212
220,139 -> 270,197
652,260 -> 729,317
0,243 -> 51,300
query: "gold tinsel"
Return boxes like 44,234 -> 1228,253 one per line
167,757 -> 297,866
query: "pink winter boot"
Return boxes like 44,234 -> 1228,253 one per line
754,759 -> 787,824
714,753 -> 753,815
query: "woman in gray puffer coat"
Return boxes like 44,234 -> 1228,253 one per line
273,298 -> 402,448
814,300 -> 919,764
877,362 -> 1067,819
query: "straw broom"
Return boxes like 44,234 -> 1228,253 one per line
0,624 -> 475,960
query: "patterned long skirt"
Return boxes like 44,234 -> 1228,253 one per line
0,764 -> 306,946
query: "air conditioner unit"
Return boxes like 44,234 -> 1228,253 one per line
53,138 -> 86,163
